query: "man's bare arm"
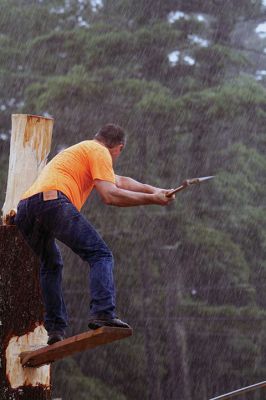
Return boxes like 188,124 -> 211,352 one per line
115,175 -> 161,194
94,180 -> 174,207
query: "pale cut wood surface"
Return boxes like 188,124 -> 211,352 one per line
20,327 -> 133,368
6,326 -> 50,389
2,114 -> 53,221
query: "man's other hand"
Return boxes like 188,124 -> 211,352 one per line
153,190 -> 175,206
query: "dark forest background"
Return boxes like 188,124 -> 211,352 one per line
1,1 -> 266,399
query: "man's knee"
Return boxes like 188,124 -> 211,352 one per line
103,247 -> 113,261
86,243 -> 113,264
96,243 -> 113,260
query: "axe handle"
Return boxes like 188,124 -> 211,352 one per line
165,178 -> 202,198
165,184 -> 187,197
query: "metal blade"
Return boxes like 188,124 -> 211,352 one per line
166,175 -> 215,197
197,175 -> 215,182
186,176 -> 215,185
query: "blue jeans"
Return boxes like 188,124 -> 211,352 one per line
15,191 -> 115,335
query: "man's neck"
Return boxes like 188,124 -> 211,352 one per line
93,139 -> 116,163
93,138 -> 108,148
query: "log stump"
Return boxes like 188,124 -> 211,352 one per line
0,226 -> 50,399
0,114 -> 54,399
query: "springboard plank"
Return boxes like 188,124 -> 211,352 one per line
20,327 -> 133,368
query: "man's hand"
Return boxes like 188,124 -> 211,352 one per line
152,190 -> 175,206
153,188 -> 174,195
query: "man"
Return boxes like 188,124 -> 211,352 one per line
15,123 -> 175,345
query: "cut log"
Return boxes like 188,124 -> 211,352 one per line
0,226 -> 50,399
2,114 -> 53,223
20,327 -> 133,368
0,114 -> 53,399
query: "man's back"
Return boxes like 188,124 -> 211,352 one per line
21,140 -> 115,210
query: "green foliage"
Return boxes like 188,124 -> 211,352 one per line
177,77 -> 266,125
0,0 -> 58,41
136,90 -> 176,116
52,358 -> 127,400
28,66 -> 104,109
134,23 -> 181,49
102,0 -> 173,26
25,30 -> 89,75
195,45 -> 249,84
182,222 -> 253,305
215,143 -> 266,205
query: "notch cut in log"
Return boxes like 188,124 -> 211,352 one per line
20,327 -> 133,368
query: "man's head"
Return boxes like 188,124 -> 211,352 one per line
94,123 -> 126,161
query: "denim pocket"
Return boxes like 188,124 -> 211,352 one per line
35,202 -> 63,231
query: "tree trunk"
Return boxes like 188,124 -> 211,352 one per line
137,124 -> 162,400
0,114 -> 53,399
2,114 -> 53,222
0,226 -> 50,399
140,240 -> 162,400
163,248 -> 192,400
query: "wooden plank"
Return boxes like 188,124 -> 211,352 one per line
20,327 -> 133,368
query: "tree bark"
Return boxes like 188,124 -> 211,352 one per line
0,226 -> 50,399
137,123 -> 162,400
0,114 -> 53,399
163,248 -> 192,400
139,239 -> 162,400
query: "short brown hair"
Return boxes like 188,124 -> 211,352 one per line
94,123 -> 126,148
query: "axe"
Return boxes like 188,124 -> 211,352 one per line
166,176 -> 215,197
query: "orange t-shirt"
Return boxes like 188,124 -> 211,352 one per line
21,140 -> 116,211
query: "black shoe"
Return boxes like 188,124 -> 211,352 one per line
47,331 -> 65,345
88,315 -> 131,330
